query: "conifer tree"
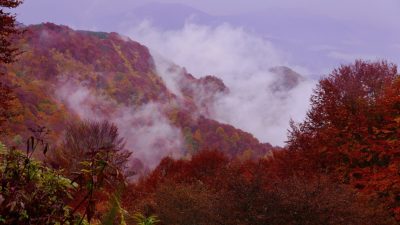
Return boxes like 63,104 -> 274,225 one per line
0,0 -> 22,130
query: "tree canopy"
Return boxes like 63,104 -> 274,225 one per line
0,0 -> 23,64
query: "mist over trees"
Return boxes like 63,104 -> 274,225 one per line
1,1 -> 400,224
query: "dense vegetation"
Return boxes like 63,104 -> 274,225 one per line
121,61 -> 399,225
1,1 -> 400,224
2,58 -> 399,224
0,0 -> 22,131
3,22 -> 271,160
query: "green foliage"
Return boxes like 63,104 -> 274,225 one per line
12,135 -> 22,145
101,190 -> 128,225
79,31 -> 109,40
183,127 -> 198,154
133,213 -> 160,225
0,142 -> 80,224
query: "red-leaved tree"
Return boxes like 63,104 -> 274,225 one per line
0,0 -> 23,131
287,60 -> 400,219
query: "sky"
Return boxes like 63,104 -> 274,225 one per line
16,0 -> 400,26
15,0 -> 400,74
10,0 -> 400,146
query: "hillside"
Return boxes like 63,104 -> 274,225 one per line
3,1 -> 400,224
2,23 -> 273,171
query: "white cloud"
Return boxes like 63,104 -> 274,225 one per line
128,22 -> 315,146
130,21 -> 285,80
56,80 -> 184,171
113,103 -> 184,170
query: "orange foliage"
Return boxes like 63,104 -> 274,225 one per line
124,150 -> 393,224
287,60 -> 400,220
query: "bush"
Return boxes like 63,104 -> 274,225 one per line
0,142 -> 80,224
48,120 -> 132,223
49,120 -> 132,183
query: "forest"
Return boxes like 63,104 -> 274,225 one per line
1,1 -> 400,224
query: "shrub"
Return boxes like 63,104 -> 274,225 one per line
0,142 -> 80,224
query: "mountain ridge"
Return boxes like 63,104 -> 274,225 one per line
4,23 -> 277,172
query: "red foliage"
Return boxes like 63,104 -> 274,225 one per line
287,60 -> 400,219
4,23 -> 271,160
124,149 -> 393,224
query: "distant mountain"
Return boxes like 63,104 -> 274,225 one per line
16,2 -> 400,76
90,2 -> 219,32
126,2 -> 218,29
4,23 -> 276,172
108,2 -> 399,76
269,66 -> 305,91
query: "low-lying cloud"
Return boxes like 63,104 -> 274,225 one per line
56,80 -> 184,171
128,21 -> 315,146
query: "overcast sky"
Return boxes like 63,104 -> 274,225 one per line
16,0 -> 400,27
10,0 -> 400,145
13,0 -> 400,75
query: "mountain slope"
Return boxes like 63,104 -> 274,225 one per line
4,23 -> 273,170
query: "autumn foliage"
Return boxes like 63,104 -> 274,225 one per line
1,2 -> 400,223
123,150 -> 393,225
0,0 -> 22,64
0,0 -> 22,132
117,60 -> 399,224
0,23 -> 272,160
287,60 -> 400,220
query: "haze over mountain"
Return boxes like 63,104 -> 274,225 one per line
124,2 -> 400,75
6,23 -> 304,173
16,1 -> 400,75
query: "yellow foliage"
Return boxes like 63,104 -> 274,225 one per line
193,129 -> 203,143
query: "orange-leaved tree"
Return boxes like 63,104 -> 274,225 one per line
287,60 -> 400,218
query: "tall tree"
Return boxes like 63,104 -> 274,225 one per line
0,0 -> 22,64
0,0 -> 22,131
287,60 -> 398,170
287,60 -> 400,220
